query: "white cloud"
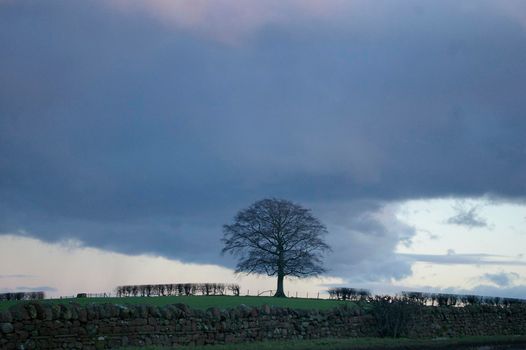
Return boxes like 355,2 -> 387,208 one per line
396,198 -> 526,258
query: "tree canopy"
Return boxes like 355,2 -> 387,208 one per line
222,198 -> 331,297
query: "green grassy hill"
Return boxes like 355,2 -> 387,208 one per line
0,295 -> 353,311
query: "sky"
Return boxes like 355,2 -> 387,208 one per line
1,0 -> 525,299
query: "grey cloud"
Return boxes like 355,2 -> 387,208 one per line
438,284 -> 526,300
446,202 -> 489,228
0,286 -> 57,293
400,252 -> 526,266
0,274 -> 35,279
315,201 -> 416,282
15,286 -> 57,292
482,272 -> 520,287
416,229 -> 439,241
466,285 -> 526,299
105,1 -> 526,45
1,0 -> 526,282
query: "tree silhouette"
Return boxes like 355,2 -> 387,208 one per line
222,198 -> 331,297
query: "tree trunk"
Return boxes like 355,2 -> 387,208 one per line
274,273 -> 286,297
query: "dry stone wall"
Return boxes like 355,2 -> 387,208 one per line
0,302 -> 525,349
0,302 -> 374,349
406,305 -> 526,338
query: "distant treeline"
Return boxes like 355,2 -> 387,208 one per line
0,291 -> 45,301
328,287 -> 526,307
115,283 -> 241,297
400,291 -> 526,307
76,293 -> 110,298
328,287 -> 371,301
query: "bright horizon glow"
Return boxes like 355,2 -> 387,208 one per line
0,234 -> 343,298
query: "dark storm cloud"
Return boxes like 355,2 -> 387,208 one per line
1,1 -> 526,280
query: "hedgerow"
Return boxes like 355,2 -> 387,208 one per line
115,283 -> 241,297
328,287 -> 525,308
0,291 -> 45,301
327,287 -> 371,301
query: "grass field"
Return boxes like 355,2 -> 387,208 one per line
0,295 -> 354,311
122,335 -> 526,350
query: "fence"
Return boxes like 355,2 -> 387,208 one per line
245,290 -> 325,299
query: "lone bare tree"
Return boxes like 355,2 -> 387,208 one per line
222,198 -> 331,297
